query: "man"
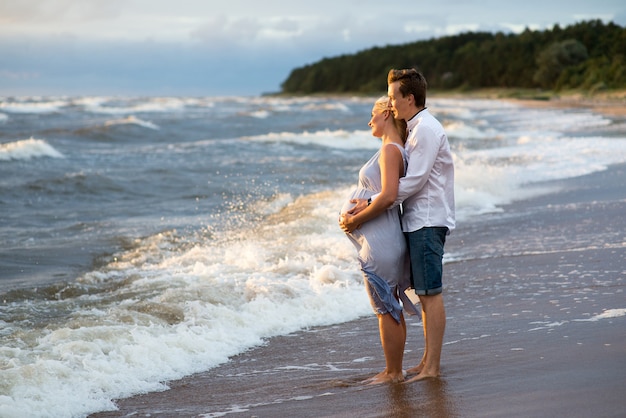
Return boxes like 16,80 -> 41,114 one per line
342,68 -> 455,382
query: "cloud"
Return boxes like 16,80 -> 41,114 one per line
0,0 -> 624,96
0,0 -> 124,24
190,16 -> 264,45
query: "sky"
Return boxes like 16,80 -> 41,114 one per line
1,0 -> 624,97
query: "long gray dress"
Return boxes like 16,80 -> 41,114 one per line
341,143 -> 419,322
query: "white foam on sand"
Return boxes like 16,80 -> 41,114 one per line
577,308 -> 626,322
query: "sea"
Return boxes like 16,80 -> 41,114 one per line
1,94 -> 626,417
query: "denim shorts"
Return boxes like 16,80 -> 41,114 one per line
405,227 -> 448,296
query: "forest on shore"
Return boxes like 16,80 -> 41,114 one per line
280,20 -> 625,95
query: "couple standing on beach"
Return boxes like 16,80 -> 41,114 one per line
339,68 -> 455,384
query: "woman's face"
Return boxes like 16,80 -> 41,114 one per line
368,105 -> 387,138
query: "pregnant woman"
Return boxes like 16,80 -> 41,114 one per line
339,96 -> 419,384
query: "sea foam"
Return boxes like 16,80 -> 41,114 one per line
0,189 -> 371,418
0,138 -> 64,161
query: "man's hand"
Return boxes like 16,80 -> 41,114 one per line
347,198 -> 368,215
338,198 -> 368,233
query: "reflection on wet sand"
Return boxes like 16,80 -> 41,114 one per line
380,378 -> 457,417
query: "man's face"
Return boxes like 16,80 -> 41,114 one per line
387,81 -> 411,121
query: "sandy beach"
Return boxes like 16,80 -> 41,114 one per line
448,89 -> 626,117
90,100 -> 626,418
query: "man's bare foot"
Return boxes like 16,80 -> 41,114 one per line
362,370 -> 384,384
366,372 -> 405,385
362,369 -> 405,385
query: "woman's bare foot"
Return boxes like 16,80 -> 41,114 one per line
406,362 -> 425,375
403,369 -> 439,384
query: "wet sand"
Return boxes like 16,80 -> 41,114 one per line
91,104 -> 626,418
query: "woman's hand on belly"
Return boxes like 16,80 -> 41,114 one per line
339,212 -> 360,233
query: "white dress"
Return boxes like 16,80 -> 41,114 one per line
341,143 -> 419,322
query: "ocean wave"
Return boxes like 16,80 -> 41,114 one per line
0,138 -> 64,161
22,171 -> 127,196
232,97 -> 355,119
243,128 -> 379,150
104,115 -> 160,130
0,189 -> 369,417
0,99 -> 68,114
445,120 -> 497,140
453,132 -> 626,221
82,97 -> 188,114
302,102 -> 352,112
248,110 -> 271,119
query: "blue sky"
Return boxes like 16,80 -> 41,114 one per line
1,0 -> 624,97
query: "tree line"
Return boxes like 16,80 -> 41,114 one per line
280,20 -> 625,94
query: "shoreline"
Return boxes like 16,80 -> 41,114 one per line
90,171 -> 626,414
431,88 -> 626,117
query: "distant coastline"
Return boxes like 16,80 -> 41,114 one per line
431,87 -> 626,117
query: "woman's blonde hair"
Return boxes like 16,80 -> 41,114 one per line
374,95 -> 407,143
374,95 -> 392,113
